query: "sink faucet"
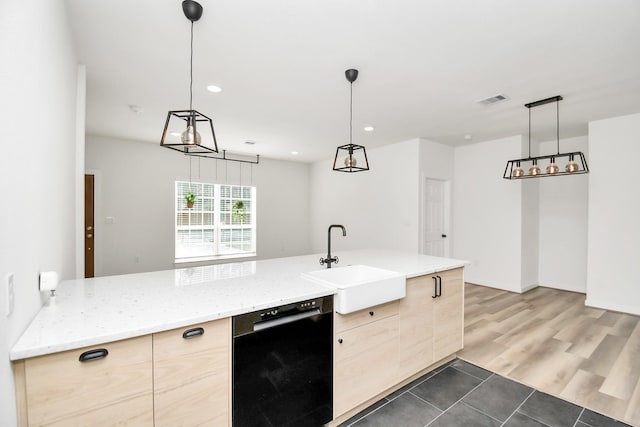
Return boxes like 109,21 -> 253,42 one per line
320,224 -> 347,268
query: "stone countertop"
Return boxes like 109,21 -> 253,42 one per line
10,250 -> 467,360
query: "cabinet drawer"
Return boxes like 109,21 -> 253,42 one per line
335,300 -> 399,333
25,335 -> 153,426
153,318 -> 231,427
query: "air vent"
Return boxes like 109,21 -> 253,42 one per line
477,94 -> 508,106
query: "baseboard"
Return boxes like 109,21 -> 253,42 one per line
585,298 -> 640,316
520,283 -> 539,293
465,281 -> 538,294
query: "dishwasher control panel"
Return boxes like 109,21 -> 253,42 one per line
233,295 -> 333,337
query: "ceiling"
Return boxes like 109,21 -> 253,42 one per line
66,0 -> 640,163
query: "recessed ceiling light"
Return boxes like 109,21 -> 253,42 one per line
291,151 -> 299,155
464,134 -> 472,140
364,126 -> 375,132
129,104 -> 143,114
244,141 -> 256,145
207,85 -> 222,93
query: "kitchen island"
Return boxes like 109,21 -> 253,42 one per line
11,250 -> 467,426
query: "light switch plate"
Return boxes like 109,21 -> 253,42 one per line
6,273 -> 15,317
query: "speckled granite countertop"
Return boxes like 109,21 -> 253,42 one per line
11,250 -> 467,360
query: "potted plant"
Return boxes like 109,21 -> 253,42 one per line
185,192 -> 196,209
232,200 -> 247,223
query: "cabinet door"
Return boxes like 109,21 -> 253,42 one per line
433,267 -> 464,361
398,275 -> 435,380
334,314 -> 399,417
153,318 -> 230,427
24,335 -> 153,426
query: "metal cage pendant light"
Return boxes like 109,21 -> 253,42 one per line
160,0 -> 219,155
333,69 -> 369,172
503,95 -> 589,180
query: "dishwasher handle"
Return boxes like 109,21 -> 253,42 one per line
253,308 -> 321,332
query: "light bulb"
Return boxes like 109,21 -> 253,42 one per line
181,124 -> 201,145
546,157 -> 559,174
528,160 -> 540,176
565,155 -> 579,173
512,162 -> 524,178
344,155 -> 357,167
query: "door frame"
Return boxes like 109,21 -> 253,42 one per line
84,169 -> 102,277
85,174 -> 95,278
419,174 -> 451,257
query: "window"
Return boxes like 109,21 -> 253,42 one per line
175,181 -> 256,261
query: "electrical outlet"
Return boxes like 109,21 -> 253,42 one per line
6,273 -> 15,317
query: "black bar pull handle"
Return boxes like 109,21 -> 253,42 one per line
79,348 -> 109,362
432,276 -> 438,298
436,275 -> 442,297
369,311 -> 374,316
182,327 -> 205,339
338,338 -> 343,344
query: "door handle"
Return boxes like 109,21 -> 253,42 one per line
182,327 -> 205,339
79,348 -> 108,362
441,234 -> 447,238
432,276 -> 438,298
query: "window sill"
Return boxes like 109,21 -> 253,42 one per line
174,252 -> 257,266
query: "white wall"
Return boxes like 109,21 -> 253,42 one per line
0,1 -> 78,424
309,139 -> 421,255
521,178 -> 539,291
85,135 -> 312,276
453,135 -> 525,292
418,138 -> 455,181
586,113 -> 640,315
537,136 -> 589,292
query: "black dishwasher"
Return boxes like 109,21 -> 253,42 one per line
233,295 -> 333,427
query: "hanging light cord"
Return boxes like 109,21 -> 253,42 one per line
528,107 -> 531,158
349,81 -> 353,147
189,21 -> 194,111
556,98 -> 560,155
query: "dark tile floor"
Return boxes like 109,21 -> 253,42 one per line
338,359 -> 632,427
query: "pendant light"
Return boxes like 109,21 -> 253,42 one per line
333,69 -> 369,172
528,159 -> 541,176
160,0 -> 219,155
503,95 -> 589,179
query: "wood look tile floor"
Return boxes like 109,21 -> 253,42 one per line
459,284 -> 640,427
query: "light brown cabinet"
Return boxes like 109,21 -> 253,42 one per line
433,267 -> 464,361
333,267 -> 464,423
153,318 -> 230,427
334,300 -> 400,417
15,319 -> 232,427
398,267 -> 464,379
15,267 -> 463,427
398,274 -> 435,379
22,335 -> 153,426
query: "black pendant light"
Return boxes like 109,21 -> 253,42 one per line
333,69 -> 369,172
503,95 -> 589,179
160,0 -> 219,155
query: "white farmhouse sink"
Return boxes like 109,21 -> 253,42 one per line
302,265 -> 406,314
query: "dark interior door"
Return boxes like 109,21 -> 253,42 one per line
84,174 -> 95,278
